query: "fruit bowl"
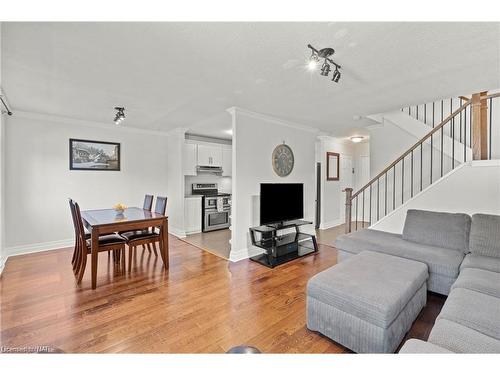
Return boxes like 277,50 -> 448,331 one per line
113,203 -> 127,214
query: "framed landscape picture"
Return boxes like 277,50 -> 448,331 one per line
69,139 -> 121,171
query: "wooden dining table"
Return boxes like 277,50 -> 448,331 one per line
80,207 -> 169,289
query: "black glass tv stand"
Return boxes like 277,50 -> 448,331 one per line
249,220 -> 318,268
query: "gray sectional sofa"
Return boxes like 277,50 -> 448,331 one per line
330,210 -> 500,353
335,210 -> 471,295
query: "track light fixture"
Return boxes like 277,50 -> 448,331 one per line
307,44 -> 342,83
332,68 -> 341,83
114,107 -> 125,125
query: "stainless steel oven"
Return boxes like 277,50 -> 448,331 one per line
204,207 -> 231,232
192,184 -> 231,232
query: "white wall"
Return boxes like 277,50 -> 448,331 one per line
0,22 -> 5,274
4,113 -> 169,256
165,129 -> 185,238
229,108 -> 317,261
371,160 -> 500,234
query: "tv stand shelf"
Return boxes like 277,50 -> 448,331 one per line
249,220 -> 318,268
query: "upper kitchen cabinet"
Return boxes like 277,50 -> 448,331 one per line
222,147 -> 232,177
197,144 -> 222,167
183,142 -> 197,176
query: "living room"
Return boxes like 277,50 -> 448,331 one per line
1,1 -> 500,374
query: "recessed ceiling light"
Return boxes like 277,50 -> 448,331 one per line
350,136 -> 364,143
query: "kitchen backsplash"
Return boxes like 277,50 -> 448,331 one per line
185,175 -> 232,195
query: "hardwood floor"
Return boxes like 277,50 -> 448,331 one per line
315,222 -> 370,247
0,236 -> 445,353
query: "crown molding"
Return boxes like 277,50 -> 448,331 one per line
11,109 -> 172,137
226,106 -> 320,134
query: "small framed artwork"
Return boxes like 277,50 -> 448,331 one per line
326,152 -> 340,181
69,139 -> 121,171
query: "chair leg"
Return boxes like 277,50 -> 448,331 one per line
77,252 -> 87,284
71,239 -> 77,267
75,240 -> 83,276
152,242 -> 158,256
121,247 -> 126,274
128,245 -> 133,272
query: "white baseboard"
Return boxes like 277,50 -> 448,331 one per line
6,238 -> 74,259
319,219 -> 342,230
229,246 -> 264,262
169,226 -> 187,239
0,255 -> 6,277
185,229 -> 201,236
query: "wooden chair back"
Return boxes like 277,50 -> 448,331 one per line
143,194 -> 154,211
154,196 -> 168,215
72,201 -> 88,248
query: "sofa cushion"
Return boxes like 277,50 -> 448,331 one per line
460,253 -> 500,274
334,229 -> 464,278
437,288 -> 500,340
307,251 -> 428,328
398,339 -> 453,353
429,318 -> 500,353
452,268 -> 500,298
402,209 -> 471,253
469,213 -> 500,258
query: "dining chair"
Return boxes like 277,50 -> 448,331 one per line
121,196 -> 168,271
143,194 -> 154,211
70,200 -> 127,284
118,194 -> 155,251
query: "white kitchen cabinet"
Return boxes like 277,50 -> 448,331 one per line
183,143 -> 197,176
197,144 -> 222,167
184,197 -> 202,234
222,148 -> 232,177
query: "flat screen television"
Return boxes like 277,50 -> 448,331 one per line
260,183 -> 304,225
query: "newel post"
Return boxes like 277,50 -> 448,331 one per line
343,188 -> 353,234
471,91 -> 488,160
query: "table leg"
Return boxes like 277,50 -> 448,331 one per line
91,228 -> 99,289
160,219 -> 169,269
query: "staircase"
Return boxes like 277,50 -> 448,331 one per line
343,91 -> 500,233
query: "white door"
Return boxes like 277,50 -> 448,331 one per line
339,155 -> 353,222
355,156 -> 370,191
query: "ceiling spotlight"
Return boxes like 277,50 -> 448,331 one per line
307,44 -> 342,83
332,68 -> 341,83
308,51 -> 320,71
350,136 -> 364,143
320,61 -> 331,76
114,107 -> 125,125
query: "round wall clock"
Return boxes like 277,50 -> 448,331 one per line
272,144 -> 294,177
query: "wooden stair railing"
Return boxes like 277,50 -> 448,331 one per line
344,91 -> 500,234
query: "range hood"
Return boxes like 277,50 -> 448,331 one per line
196,165 -> 223,175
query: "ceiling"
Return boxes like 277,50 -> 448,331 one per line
2,22 -> 499,138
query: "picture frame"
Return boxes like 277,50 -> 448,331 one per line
69,139 -> 121,171
326,152 -> 340,181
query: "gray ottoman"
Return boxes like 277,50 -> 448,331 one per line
307,251 -> 428,353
